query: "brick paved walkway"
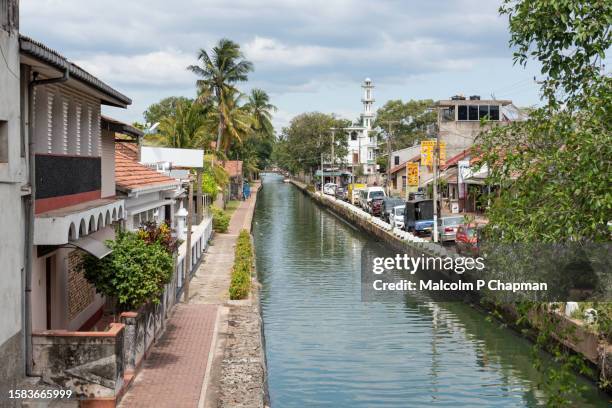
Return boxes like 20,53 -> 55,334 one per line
118,183 -> 261,408
118,304 -> 217,408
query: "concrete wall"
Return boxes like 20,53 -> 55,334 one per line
0,5 -> 25,393
100,128 -> 115,198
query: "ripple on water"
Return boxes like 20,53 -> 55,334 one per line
254,176 -> 610,408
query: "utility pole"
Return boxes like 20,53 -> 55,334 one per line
183,176 -> 194,303
196,169 -> 203,224
432,135 -> 439,243
386,121 -> 393,196
331,129 -> 335,185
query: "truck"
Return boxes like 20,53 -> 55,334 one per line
347,183 -> 367,204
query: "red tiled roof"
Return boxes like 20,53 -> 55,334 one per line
223,160 -> 243,178
115,142 -> 139,161
115,148 -> 178,192
441,148 -> 471,170
389,154 -> 421,175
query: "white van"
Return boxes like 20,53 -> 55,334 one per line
358,186 -> 386,210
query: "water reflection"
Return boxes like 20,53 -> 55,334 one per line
254,174 -> 609,408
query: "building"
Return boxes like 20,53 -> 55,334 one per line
109,120 -> 182,232
341,78 -> 378,175
224,160 -> 243,200
0,0 -> 25,393
435,95 -> 516,157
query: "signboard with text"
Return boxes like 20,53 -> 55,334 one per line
407,162 -> 419,186
420,140 -> 446,166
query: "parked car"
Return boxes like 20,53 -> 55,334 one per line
390,205 -> 405,229
437,216 -> 464,243
404,199 -> 440,235
455,224 -> 480,255
370,198 -> 384,216
323,183 -> 338,195
335,186 -> 348,200
381,197 -> 404,222
358,186 -> 386,211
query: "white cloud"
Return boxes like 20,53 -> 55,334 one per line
74,50 -> 195,87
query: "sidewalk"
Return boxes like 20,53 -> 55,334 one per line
118,184 -> 261,408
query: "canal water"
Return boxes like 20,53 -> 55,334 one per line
253,175 -> 609,407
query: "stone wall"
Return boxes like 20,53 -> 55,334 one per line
31,323 -> 125,399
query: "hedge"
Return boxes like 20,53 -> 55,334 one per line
211,206 -> 230,233
229,230 -> 253,300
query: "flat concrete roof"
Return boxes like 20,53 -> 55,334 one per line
436,99 -> 512,107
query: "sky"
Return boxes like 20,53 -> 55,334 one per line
20,0 -> 544,131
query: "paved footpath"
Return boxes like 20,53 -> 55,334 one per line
119,185 -> 260,408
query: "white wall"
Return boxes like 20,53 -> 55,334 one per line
33,85 -> 101,157
100,129 -> 115,198
0,24 -> 25,351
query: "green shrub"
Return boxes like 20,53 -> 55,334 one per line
81,230 -> 174,311
229,230 -> 253,300
211,206 -> 230,233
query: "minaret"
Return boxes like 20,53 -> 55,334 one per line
361,78 -> 375,130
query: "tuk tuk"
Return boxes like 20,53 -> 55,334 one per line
403,199 -> 440,234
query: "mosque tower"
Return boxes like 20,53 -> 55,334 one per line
361,78 -> 375,130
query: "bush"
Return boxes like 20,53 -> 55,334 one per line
138,221 -> 180,253
81,230 -> 174,311
211,206 -> 230,233
229,230 -> 253,300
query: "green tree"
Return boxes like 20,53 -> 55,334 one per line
244,88 -> 277,140
188,39 -> 254,152
81,231 -> 174,311
152,99 -> 213,149
143,96 -> 193,126
373,99 -> 436,150
278,112 -> 349,174
477,0 -> 612,243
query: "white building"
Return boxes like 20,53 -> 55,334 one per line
0,0 -> 25,391
343,78 -> 378,175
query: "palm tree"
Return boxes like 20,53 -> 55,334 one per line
215,90 -> 253,154
187,39 -> 253,152
244,88 -> 277,140
155,100 -> 212,149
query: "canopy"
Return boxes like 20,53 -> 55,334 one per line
69,236 -> 112,259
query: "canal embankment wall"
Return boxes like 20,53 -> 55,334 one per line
213,182 -> 270,408
290,179 -> 612,391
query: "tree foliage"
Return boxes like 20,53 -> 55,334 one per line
373,99 -> 436,150
143,96 -> 193,126
477,0 -> 612,244
273,112 -> 350,174
188,39 -> 254,152
81,230 -> 174,311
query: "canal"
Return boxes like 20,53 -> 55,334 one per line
253,175 -> 609,407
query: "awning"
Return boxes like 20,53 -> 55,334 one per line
315,170 -> 352,177
69,236 -> 112,259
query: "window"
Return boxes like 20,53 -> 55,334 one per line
0,120 -> 8,163
458,105 -> 468,121
442,106 -> 455,121
457,104 -> 501,121
479,105 -> 489,120
394,156 -> 399,165
468,105 -> 479,121
489,105 -> 500,120
350,131 -> 357,141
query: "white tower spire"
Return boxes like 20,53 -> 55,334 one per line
361,78 -> 375,129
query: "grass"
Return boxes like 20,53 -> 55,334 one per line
224,200 -> 241,218
228,230 -> 253,300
